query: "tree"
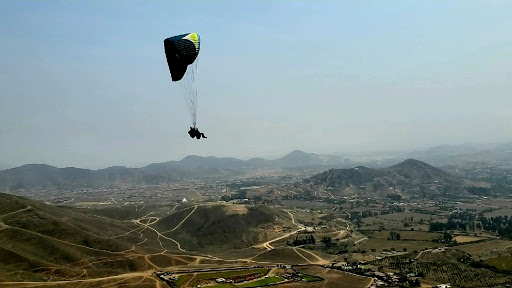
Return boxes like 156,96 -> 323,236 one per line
443,232 -> 453,242
469,221 -> 475,232
321,236 -> 332,249
389,231 -> 401,240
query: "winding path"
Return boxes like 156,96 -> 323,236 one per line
254,210 -> 305,251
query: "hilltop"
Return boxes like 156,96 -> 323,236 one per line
303,159 -> 466,199
156,204 -> 292,251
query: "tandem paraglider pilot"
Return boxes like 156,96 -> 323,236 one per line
163,33 -> 207,140
188,126 -> 207,139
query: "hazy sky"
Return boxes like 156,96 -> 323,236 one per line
1,1 -> 511,169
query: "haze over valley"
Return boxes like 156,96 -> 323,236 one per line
2,141 -> 512,287
2,1 -> 512,287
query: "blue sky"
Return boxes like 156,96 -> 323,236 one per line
1,1 -> 511,168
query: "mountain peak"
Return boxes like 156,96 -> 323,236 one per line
304,158 -> 464,197
394,158 -> 429,168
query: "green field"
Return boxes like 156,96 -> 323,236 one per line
237,276 -> 284,287
210,284 -> 236,288
188,269 -> 270,287
300,274 -> 322,282
485,256 -> 512,271
175,274 -> 193,287
206,276 -> 284,288
454,239 -> 512,260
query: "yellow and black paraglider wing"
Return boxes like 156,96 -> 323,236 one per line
163,33 -> 200,81
163,33 -> 201,127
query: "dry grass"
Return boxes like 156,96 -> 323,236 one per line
453,236 -> 486,243
358,238 -> 443,254
223,204 -> 249,215
370,231 -> 442,241
483,208 -> 512,217
453,239 -> 512,260
252,247 -> 311,264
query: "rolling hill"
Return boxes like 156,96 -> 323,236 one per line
156,204 -> 292,251
0,193 -> 297,282
302,159 -> 467,199
0,192 -> 157,282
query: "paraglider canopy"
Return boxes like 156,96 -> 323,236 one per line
164,33 -> 200,81
163,32 -> 201,126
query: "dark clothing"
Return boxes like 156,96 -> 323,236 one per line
188,127 -> 207,139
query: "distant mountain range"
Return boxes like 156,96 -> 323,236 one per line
302,159 -> 468,199
2,141 -> 511,191
405,142 -> 512,167
0,150 -> 352,191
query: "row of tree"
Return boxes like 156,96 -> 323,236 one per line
287,235 -> 316,246
430,214 -> 512,240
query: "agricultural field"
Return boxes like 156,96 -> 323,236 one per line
378,212 -> 435,222
280,265 -> 372,288
369,230 -> 442,241
453,235 -> 487,243
361,211 -> 441,232
484,208 -> 512,217
358,238 -> 444,254
160,265 -> 372,288
454,202 -> 491,212
485,255 -> 512,272
376,250 -> 512,287
298,274 -> 322,282
184,268 -> 270,287
481,199 -> 512,209
237,276 -> 285,287
453,239 -> 512,260
206,277 -> 285,288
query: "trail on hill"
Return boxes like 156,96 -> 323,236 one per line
293,247 -> 314,264
2,201 -> 330,285
5,225 -> 130,255
133,215 -> 186,252
164,205 -> 198,232
254,210 -> 304,251
294,247 -> 328,264
354,236 -> 368,245
0,201 -> 268,286
0,206 -> 31,219
0,270 -> 158,287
